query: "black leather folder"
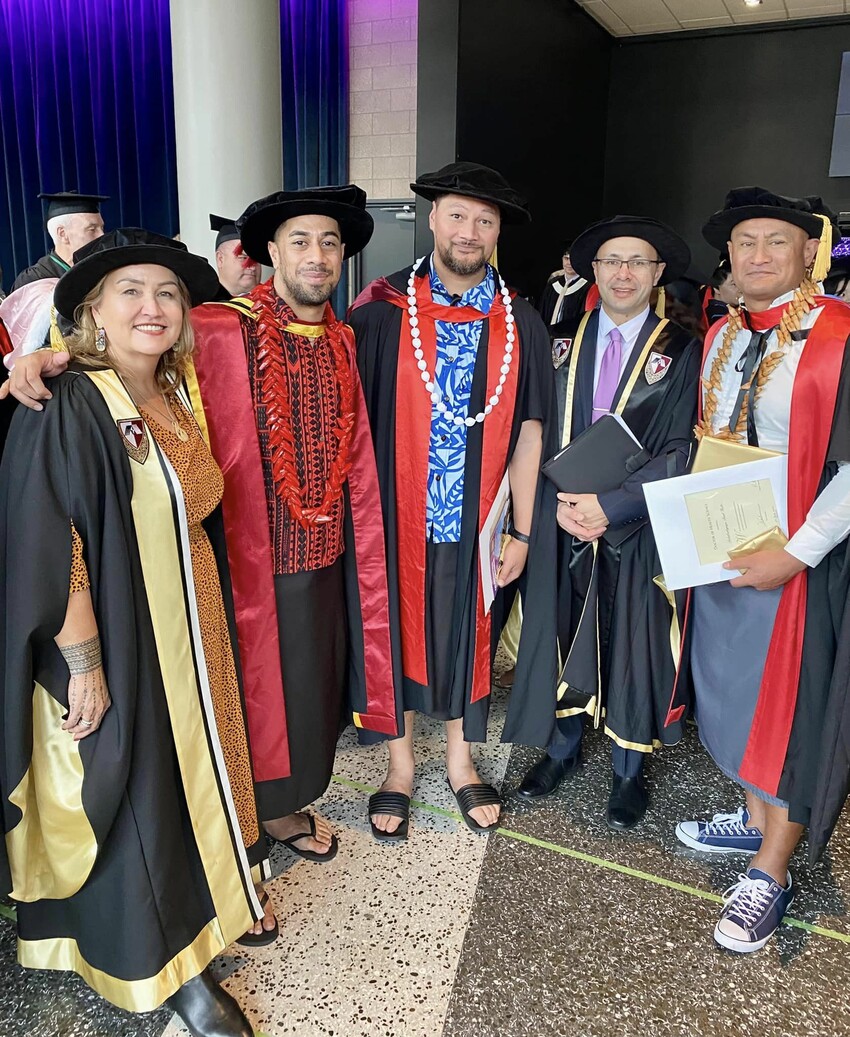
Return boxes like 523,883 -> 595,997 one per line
542,414 -> 649,495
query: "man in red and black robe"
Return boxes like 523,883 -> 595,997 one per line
670,188 -> 850,953
349,162 -> 556,840
188,187 -> 398,857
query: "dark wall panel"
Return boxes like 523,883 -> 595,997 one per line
604,23 -> 850,276
454,0 -> 612,297
415,0 -> 460,255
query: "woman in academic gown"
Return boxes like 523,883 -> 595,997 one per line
0,230 -> 269,1036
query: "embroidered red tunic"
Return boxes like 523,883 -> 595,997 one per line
245,292 -> 346,574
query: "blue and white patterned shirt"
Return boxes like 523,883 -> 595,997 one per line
426,257 -> 496,542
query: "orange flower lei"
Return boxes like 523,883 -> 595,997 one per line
253,281 -> 355,527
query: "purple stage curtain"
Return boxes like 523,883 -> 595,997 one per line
280,0 -> 350,310
0,0 -> 179,292
280,0 -> 349,190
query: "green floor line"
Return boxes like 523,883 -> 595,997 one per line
333,773 -> 850,945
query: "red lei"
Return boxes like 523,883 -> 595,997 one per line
252,281 -> 355,527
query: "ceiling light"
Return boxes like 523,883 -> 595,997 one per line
743,0 -> 763,7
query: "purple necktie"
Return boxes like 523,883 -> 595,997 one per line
592,327 -> 623,423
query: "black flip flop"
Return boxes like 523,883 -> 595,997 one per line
368,790 -> 410,842
236,891 -> 279,948
270,812 -> 339,862
448,780 -> 503,834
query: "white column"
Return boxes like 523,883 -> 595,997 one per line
169,0 -> 283,263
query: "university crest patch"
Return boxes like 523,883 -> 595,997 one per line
552,338 -> 573,369
645,351 -> 672,384
117,417 -> 149,464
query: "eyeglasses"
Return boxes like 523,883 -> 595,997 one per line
593,258 -> 660,272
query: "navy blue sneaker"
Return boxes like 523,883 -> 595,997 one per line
676,807 -> 763,855
714,868 -> 794,953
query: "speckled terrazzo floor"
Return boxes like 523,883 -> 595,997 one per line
2,692 -> 849,1037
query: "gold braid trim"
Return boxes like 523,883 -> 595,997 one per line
697,278 -> 818,442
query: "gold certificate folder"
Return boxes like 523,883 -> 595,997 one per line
692,435 -> 781,474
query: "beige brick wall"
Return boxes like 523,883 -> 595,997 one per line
349,0 -> 417,200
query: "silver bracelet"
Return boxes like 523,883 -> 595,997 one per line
59,634 -> 102,675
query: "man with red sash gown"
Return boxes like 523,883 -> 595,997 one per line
349,162 -> 556,840
670,188 -> 850,953
1,187 -> 399,862
188,187 -> 397,856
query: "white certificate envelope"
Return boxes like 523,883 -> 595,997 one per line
479,470 -> 512,615
644,454 -> 788,590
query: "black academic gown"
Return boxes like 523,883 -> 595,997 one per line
349,261 -> 558,742
0,370 -> 259,1009
10,251 -> 69,292
505,309 -> 702,753
10,251 -> 75,342
538,275 -> 590,325
809,534 -> 850,859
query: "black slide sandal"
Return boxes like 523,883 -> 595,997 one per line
368,791 -> 410,842
448,780 -> 503,834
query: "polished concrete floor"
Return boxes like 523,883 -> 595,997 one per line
2,686 -> 850,1037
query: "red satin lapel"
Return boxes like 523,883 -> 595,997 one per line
190,304 -> 291,783
339,322 -> 399,734
391,272 -> 520,703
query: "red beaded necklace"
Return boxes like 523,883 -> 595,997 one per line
252,280 -> 355,527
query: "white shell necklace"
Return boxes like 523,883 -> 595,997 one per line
406,257 -> 516,427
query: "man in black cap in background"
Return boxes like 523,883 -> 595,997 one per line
505,215 -> 702,830
11,191 -> 106,290
350,161 -> 555,842
538,242 -> 589,326
210,214 -> 261,297
1,192 -> 107,445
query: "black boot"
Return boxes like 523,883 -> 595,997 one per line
607,775 -> 648,831
517,753 -> 581,798
166,970 -> 253,1037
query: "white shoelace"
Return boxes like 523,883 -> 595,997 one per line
704,808 -> 752,835
721,874 -> 774,928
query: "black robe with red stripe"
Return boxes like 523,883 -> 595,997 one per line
669,298 -> 850,860
349,259 -> 557,742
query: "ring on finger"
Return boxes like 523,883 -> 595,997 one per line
79,718 -> 94,728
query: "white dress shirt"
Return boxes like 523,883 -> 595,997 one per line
701,289 -> 850,567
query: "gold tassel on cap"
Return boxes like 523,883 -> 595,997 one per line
655,284 -> 666,318
49,305 -> 66,353
811,213 -> 833,284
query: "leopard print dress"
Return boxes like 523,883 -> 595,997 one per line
69,394 -> 259,850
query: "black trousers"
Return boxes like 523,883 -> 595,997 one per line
403,541 -> 490,742
255,559 -> 346,822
